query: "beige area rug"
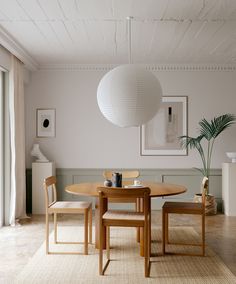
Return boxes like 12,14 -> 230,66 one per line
15,226 -> 236,284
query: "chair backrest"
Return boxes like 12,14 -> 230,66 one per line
43,176 -> 57,210
103,170 -> 140,180
201,176 -> 209,206
97,186 -> 150,216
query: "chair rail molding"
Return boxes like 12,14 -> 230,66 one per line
26,168 -> 222,213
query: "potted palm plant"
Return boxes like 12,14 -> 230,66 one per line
179,113 -> 236,215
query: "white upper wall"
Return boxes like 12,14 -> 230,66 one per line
25,67 -> 236,168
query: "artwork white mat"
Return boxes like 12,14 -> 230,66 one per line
141,96 -> 187,156
37,109 -> 56,137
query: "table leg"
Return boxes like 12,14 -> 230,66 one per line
140,197 -> 152,257
95,197 -> 107,249
139,197 -> 144,256
136,198 -> 140,243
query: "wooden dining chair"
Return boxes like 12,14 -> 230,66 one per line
97,186 -> 151,277
162,177 -> 208,256
43,176 -> 92,255
103,170 -> 140,181
103,170 -> 141,241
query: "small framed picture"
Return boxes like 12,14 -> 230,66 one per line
36,109 -> 56,137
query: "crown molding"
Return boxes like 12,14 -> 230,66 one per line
0,26 -> 38,71
39,63 -> 117,71
39,63 -> 236,72
146,64 -> 236,71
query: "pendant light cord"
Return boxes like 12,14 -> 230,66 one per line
127,16 -> 133,64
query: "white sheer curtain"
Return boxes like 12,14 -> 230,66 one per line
0,71 -> 3,227
8,56 -> 27,226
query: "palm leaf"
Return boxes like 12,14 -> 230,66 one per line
179,135 -> 204,150
199,114 -> 236,140
179,135 -> 207,173
199,118 -> 214,140
211,114 -> 236,138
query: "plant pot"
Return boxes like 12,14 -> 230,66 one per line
193,194 -> 217,215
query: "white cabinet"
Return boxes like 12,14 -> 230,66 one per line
222,163 -> 236,216
32,162 -> 55,214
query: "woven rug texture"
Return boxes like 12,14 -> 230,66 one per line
15,226 -> 236,284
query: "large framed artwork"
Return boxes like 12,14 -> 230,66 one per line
140,96 -> 188,156
36,108 -> 56,137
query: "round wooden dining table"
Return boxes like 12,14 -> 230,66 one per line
65,181 -> 187,253
65,181 -> 186,198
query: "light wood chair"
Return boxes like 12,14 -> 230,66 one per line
103,170 -> 141,241
162,177 -> 208,256
103,170 -> 140,181
97,186 -> 151,277
43,176 -> 92,255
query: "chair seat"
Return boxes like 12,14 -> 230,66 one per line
163,201 -> 204,214
49,201 -> 91,211
103,210 -> 145,221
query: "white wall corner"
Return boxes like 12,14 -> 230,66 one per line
0,26 -> 38,71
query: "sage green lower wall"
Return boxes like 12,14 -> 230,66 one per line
26,168 -> 222,214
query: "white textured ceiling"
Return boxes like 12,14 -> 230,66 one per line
1,0 -> 236,67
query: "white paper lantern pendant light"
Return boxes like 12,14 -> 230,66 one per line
97,17 -> 162,127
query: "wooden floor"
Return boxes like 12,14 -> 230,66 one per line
1,211 -> 236,283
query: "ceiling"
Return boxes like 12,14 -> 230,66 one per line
1,0 -> 236,68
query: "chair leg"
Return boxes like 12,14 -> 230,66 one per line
144,223 -> 149,277
149,210 -> 151,254
202,213 -> 205,256
54,213 -> 57,244
99,224 -> 104,275
46,213 -> 49,254
148,217 -> 151,258
165,213 -> 169,243
106,226 -> 110,260
84,210 -> 88,255
140,227 -> 144,256
162,210 -> 166,255
89,207 -> 92,244
162,211 -> 205,256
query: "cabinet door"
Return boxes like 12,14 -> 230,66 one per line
222,163 -> 236,216
32,162 -> 55,214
